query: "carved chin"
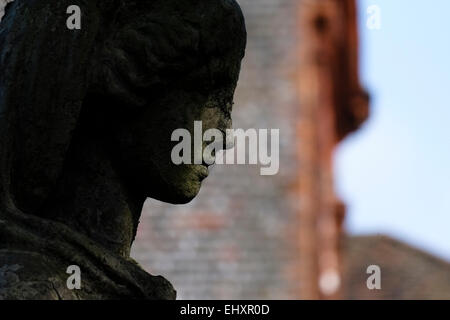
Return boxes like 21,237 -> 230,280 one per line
153,180 -> 201,205
151,164 -> 208,205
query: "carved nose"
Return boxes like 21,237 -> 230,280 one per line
222,118 -> 234,150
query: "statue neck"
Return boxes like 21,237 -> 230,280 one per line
42,137 -> 143,258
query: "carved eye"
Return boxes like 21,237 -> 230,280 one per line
204,88 -> 234,121
223,101 -> 234,119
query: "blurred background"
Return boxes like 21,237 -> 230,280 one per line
132,0 -> 450,299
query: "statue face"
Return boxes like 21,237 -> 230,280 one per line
84,0 -> 246,204
111,83 -> 237,204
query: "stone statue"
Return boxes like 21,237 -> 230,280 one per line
0,0 -> 246,299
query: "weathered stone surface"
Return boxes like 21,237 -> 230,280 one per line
0,0 -> 246,299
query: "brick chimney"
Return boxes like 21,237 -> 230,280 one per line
296,0 -> 368,299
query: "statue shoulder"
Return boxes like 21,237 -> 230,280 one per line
0,250 -> 78,300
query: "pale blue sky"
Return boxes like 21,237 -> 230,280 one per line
335,0 -> 450,260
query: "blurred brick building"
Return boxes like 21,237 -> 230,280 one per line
343,235 -> 450,300
132,0 -> 368,299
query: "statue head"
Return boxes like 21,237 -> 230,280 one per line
0,0 -> 246,215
